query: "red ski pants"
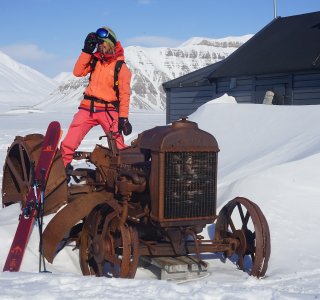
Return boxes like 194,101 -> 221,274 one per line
60,109 -> 126,167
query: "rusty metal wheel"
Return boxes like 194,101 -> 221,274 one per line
214,197 -> 271,278
79,205 -> 139,278
2,133 -> 68,214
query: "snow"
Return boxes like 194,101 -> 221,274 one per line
53,72 -> 77,83
1,92 -> 320,299
0,51 -> 57,110
179,35 -> 253,47
209,93 -> 238,104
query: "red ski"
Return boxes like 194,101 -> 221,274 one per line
3,121 -> 62,272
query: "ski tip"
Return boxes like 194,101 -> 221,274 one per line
49,121 -> 61,126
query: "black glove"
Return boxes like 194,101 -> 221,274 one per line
118,117 -> 132,136
82,32 -> 98,54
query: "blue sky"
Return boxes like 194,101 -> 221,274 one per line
0,0 -> 319,78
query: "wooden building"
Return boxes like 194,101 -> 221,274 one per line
163,11 -> 320,123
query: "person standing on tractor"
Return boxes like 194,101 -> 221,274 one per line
60,26 -> 132,172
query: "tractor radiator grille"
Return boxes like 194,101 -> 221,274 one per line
164,152 -> 216,219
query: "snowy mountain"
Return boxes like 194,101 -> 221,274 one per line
0,51 -> 57,111
36,35 -> 252,112
1,98 -> 320,297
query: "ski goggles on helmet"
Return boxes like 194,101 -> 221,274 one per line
96,28 -> 116,45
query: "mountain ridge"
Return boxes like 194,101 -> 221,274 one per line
0,51 -> 57,110
0,35 -> 253,112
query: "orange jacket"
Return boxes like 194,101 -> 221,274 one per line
73,42 -> 131,118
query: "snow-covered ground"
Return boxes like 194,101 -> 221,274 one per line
1,95 -> 320,299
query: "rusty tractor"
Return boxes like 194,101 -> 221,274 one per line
2,118 -> 271,279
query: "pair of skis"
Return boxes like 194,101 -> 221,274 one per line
3,121 -> 62,272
